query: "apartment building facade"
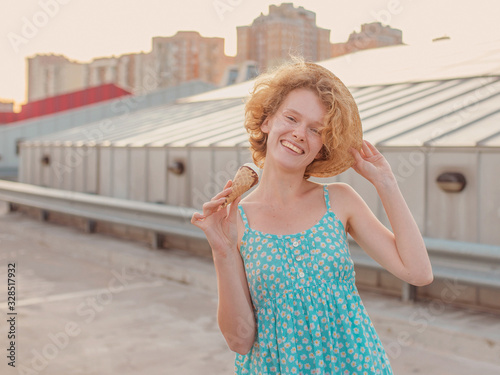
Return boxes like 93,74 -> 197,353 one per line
27,31 -> 230,102
236,3 -> 331,72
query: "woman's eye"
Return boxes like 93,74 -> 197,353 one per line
310,128 -> 321,134
286,116 -> 296,122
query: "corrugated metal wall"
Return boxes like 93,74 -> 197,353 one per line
17,77 -> 500,245
0,81 -> 216,176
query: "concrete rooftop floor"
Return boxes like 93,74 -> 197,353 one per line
1,208 -> 499,375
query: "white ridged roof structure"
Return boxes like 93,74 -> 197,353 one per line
24,38 -> 500,148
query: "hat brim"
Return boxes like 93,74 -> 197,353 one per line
307,127 -> 363,178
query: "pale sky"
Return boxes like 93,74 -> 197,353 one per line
1,0 -> 499,105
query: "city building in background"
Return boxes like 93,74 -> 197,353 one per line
219,60 -> 259,86
27,54 -> 86,102
331,22 -> 403,57
0,100 -> 15,112
0,100 -> 16,124
27,31 -> 231,102
25,3 -> 405,103
152,31 -> 233,88
236,3 -> 331,72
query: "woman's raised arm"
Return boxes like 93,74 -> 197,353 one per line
345,140 -> 433,286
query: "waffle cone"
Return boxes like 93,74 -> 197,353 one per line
222,166 -> 259,207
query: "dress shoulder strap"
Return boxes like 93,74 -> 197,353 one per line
237,203 -> 249,227
323,184 -> 333,212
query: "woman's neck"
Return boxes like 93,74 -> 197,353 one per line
251,163 -> 312,207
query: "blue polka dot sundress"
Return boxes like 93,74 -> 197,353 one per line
235,184 -> 394,374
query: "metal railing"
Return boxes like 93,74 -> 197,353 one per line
1,180 -> 499,301
0,179 -> 205,243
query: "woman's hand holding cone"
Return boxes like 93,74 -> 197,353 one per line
191,180 -> 242,257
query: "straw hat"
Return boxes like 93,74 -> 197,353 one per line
306,123 -> 363,178
305,75 -> 364,178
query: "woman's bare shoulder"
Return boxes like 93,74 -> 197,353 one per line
325,181 -> 358,197
324,182 -> 359,231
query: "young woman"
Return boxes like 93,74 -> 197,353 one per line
191,61 -> 433,374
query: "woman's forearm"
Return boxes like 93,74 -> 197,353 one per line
213,250 -> 256,355
374,175 -> 433,286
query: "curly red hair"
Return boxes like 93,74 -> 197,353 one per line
244,59 -> 362,178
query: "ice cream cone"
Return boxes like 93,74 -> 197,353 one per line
222,165 -> 259,207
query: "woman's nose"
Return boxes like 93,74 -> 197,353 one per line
292,123 -> 306,140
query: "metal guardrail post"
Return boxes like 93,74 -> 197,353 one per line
149,232 -> 164,250
39,209 -> 49,222
401,283 -> 417,302
85,219 -> 97,234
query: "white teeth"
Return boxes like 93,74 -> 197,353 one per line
281,140 -> 303,154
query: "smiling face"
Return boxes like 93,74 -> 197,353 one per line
261,88 -> 326,175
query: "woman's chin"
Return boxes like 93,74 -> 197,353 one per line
271,159 -> 309,175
